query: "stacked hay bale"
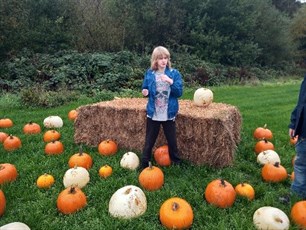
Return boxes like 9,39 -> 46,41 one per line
74,98 -> 241,168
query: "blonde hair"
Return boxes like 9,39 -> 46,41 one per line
150,46 -> 171,70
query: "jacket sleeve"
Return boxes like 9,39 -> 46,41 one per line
169,69 -> 183,98
142,70 -> 150,90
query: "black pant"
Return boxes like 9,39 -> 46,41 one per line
141,117 -> 181,167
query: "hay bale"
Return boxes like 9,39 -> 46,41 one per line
74,98 -> 242,168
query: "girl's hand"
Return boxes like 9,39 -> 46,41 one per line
142,89 -> 149,97
161,74 -> 173,85
289,128 -> 295,138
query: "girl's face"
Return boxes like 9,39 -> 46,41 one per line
156,55 -> 168,70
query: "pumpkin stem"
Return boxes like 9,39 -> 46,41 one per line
148,161 -> 153,169
172,202 -> 180,211
274,162 -> 280,167
220,179 -> 226,187
263,124 -> 267,129
69,186 -> 77,194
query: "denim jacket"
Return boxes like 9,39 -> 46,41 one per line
142,66 -> 183,119
289,74 -> 306,138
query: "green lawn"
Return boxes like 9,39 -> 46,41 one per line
0,80 -> 303,230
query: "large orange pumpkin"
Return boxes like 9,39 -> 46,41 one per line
98,139 -> 118,156
261,162 -> 287,183
0,163 -> 18,184
204,179 -> 236,208
0,118 -> 13,128
0,132 -> 9,143
68,146 -> 93,169
0,189 -> 6,216
159,197 -> 194,229
291,200 -> 306,228
57,186 -> 87,214
154,145 -> 171,167
138,162 -> 164,191
23,121 -> 41,134
3,135 -> 21,151
253,124 -> 273,140
234,182 -> 255,200
254,139 -> 274,154
45,140 -> 64,155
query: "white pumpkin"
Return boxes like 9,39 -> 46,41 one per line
0,222 -> 31,230
253,206 -> 290,230
109,185 -> 147,219
43,116 -> 63,128
257,150 -> 281,165
120,152 -> 140,170
193,88 -> 213,107
63,166 -> 90,189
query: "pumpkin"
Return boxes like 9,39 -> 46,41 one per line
254,139 -> 274,154
253,206 -> 290,230
0,189 -> 6,216
120,152 -> 139,170
57,186 -> 87,214
159,197 -> 194,229
36,173 -> 55,189
0,132 -> 9,143
204,179 -> 236,208
98,139 -> 118,156
0,118 -> 13,128
63,166 -> 90,189
154,145 -> 171,167
68,109 -> 78,121
3,135 -> 21,151
253,124 -> 273,140
290,135 -> 298,145
43,115 -> 63,128
108,185 -> 147,219
45,140 -> 64,155
291,200 -> 306,228
138,162 -> 164,191
68,146 -> 93,170
257,150 -> 280,165
43,130 -> 61,142
261,162 -> 287,183
0,163 -> 18,184
234,182 -> 255,200
99,165 -> 113,178
193,88 -> 213,107
23,121 -> 41,134
0,222 -> 31,230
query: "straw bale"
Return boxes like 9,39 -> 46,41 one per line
74,98 -> 242,168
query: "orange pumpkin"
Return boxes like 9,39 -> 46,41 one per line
0,190 -> 6,216
154,145 -> 171,166
291,201 -> 306,228
57,186 -> 87,214
261,162 -> 287,183
138,162 -> 164,191
159,197 -> 194,229
254,139 -> 274,154
234,182 -> 255,200
253,124 -> 273,140
98,139 -> 118,156
290,135 -> 298,145
0,118 -> 13,128
204,179 -> 236,208
45,140 -> 64,155
68,109 -> 78,121
68,146 -> 93,169
0,132 -> 9,143
0,163 -> 18,184
23,121 -> 41,134
3,135 -> 21,151
99,165 -> 113,178
43,130 -> 61,142
36,173 -> 55,189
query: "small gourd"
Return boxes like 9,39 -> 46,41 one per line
120,152 -> 139,170
63,166 -> 90,189
43,116 -> 63,128
36,173 -> 55,189
99,165 -> 113,178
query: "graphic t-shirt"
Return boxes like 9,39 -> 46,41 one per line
152,72 -> 170,121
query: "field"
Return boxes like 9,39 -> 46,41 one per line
0,80 -> 303,230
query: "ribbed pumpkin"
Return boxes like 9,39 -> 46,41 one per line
204,179 -> 236,208
234,182 -> 255,200
99,165 -> 113,178
23,121 -> 41,134
254,139 -> 274,154
98,139 -> 118,156
253,124 -> 273,140
291,201 -> 306,228
68,146 -> 93,169
43,130 -> 61,142
154,145 -> 171,166
138,162 -> 164,191
261,162 -> 287,183
0,118 -> 13,128
0,132 -> 8,143
57,186 -> 87,214
3,135 -> 21,151
159,197 -> 194,229
45,140 -> 64,155
0,189 -> 6,216
0,163 -> 18,184
36,173 -> 55,189
68,109 -> 78,121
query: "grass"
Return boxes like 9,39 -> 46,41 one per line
0,80 -> 304,230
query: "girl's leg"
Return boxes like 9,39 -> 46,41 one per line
162,120 -> 181,164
